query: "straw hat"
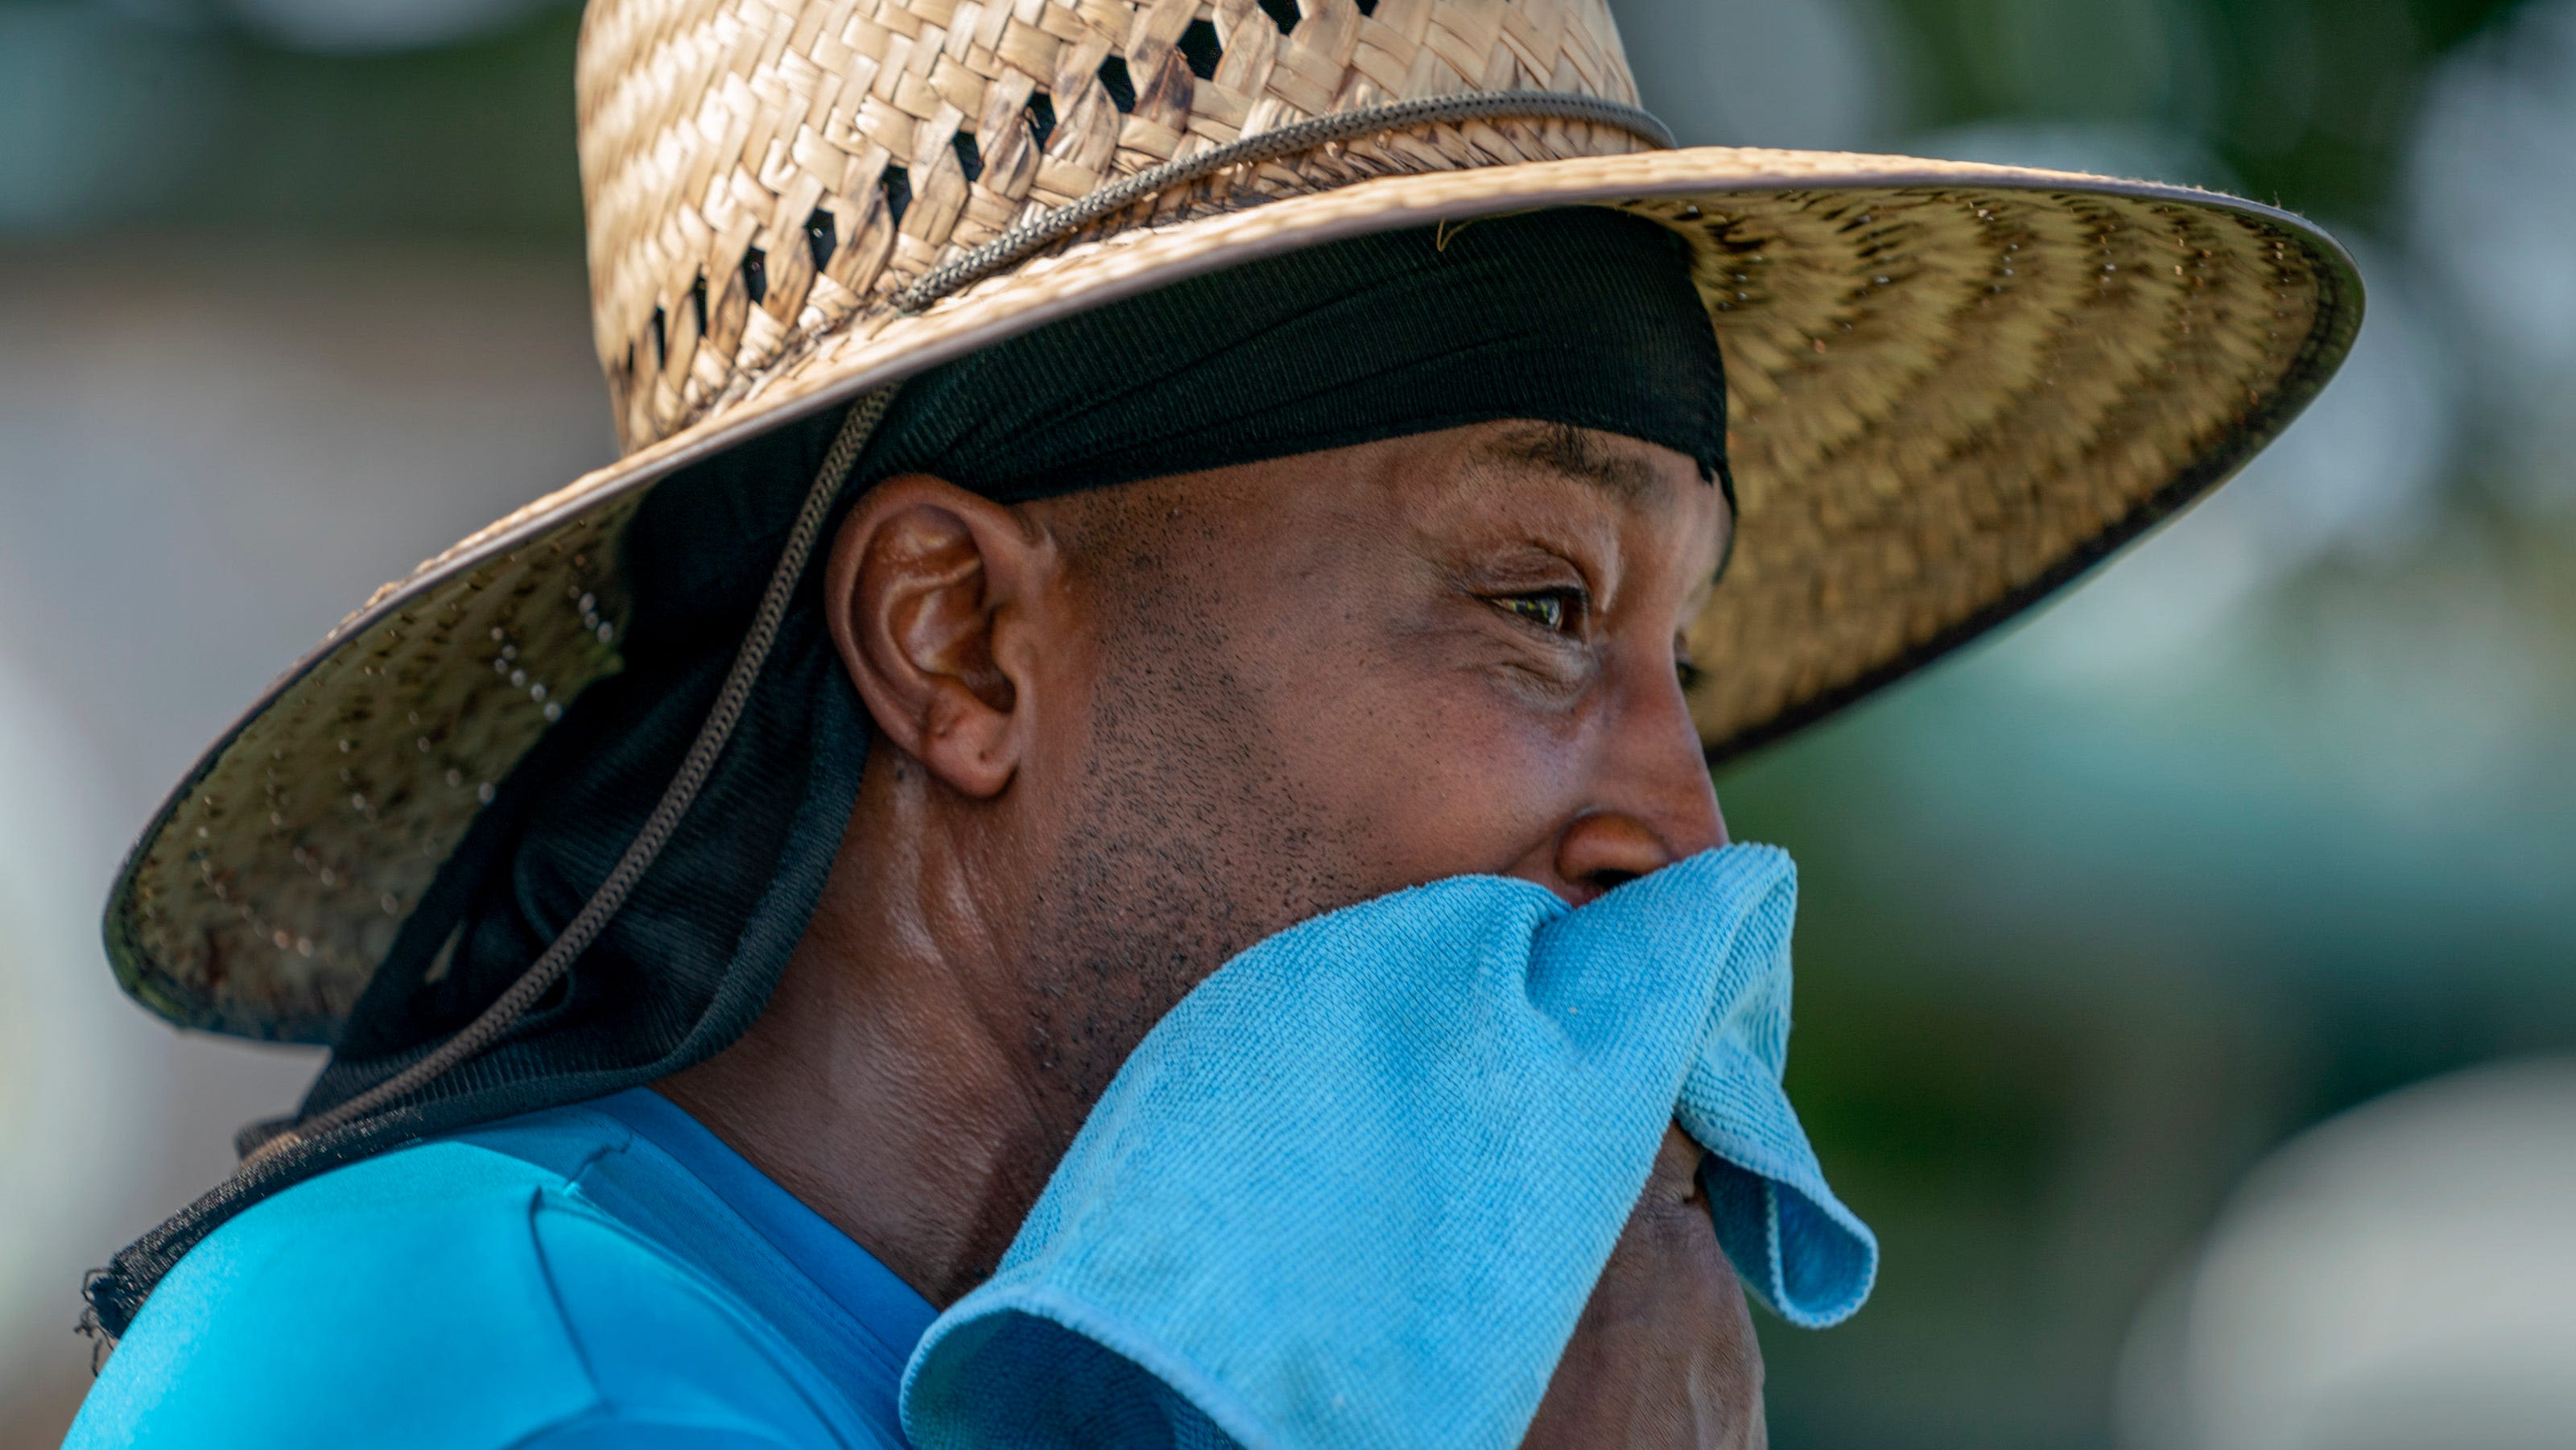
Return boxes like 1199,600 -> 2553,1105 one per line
106,0 -> 2359,1045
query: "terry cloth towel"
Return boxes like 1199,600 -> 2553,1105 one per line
901,845 -> 1876,1450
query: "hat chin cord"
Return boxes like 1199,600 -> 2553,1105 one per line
255,385 -> 898,1161
895,90 -> 1673,310
76,387 -> 895,1364
73,387 -> 895,1365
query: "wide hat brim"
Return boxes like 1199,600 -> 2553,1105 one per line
109,143 -> 2360,1043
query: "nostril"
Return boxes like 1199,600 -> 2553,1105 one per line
1554,813 -> 1674,902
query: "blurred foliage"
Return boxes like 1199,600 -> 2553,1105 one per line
1,2 -> 584,238
1880,0 -> 2528,216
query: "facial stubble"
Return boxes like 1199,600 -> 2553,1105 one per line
1016,504 -> 1368,1126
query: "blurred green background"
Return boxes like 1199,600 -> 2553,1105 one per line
3,1 -> 2572,1447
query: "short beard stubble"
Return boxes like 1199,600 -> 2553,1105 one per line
1016,481 -> 1368,1124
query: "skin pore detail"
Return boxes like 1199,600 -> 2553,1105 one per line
660,418 -> 1756,1448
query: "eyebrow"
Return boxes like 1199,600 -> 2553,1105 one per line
1474,420 -> 1740,589
1475,421 -> 1662,504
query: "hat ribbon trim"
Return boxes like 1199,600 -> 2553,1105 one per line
895,91 -> 1675,316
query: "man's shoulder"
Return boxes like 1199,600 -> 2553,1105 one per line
71,1111 -> 872,1448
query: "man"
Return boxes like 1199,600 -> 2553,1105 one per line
69,1 -> 2358,1445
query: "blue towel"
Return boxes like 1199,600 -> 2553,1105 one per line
902,846 -> 1875,1450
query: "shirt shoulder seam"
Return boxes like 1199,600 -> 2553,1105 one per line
552,1113 -> 906,1375
520,1180 -> 866,1443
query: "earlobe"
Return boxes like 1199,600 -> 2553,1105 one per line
822,474 -> 1049,799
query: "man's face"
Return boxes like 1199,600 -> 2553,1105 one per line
824,419 -> 1762,1444
1012,419 -> 1733,1105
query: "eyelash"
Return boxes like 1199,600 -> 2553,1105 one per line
1489,591 -> 1709,691
1492,589 -> 1586,636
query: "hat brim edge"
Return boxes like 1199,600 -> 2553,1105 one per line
1703,207 -> 2363,764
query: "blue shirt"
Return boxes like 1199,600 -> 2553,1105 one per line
70,1089 -> 937,1448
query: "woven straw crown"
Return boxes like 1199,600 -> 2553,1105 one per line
105,0 -> 2360,1043
582,0 -> 1662,450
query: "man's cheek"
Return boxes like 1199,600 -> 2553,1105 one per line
1319,699 -> 1591,878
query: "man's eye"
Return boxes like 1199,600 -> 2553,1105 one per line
1494,590 -> 1581,634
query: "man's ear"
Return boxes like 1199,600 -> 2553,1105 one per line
821,473 -> 1057,799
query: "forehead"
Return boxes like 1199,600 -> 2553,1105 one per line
1074,420 -> 1734,600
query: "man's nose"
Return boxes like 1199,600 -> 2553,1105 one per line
1550,670 -> 1728,901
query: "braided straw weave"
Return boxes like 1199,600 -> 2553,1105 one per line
105,0 -> 2359,1043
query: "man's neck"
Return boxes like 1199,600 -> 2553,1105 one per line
657,772 -> 1080,1307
